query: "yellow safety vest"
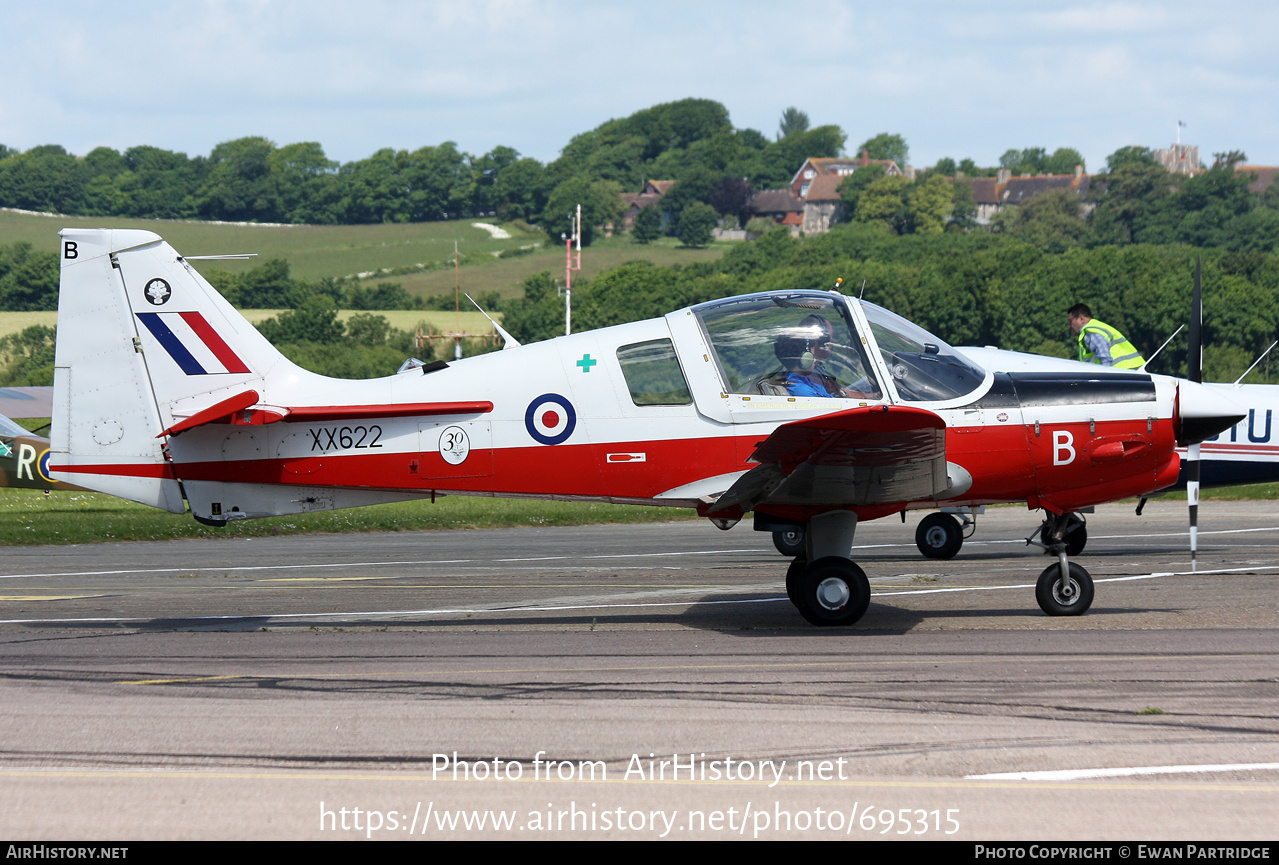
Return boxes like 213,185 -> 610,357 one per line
1078,319 -> 1145,369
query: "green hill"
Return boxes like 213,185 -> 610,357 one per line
0,209 -> 727,303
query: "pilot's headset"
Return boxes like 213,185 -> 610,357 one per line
775,321 -> 827,372
796,317 -> 831,371
798,340 -> 817,371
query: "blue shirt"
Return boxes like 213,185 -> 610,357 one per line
785,370 -> 840,397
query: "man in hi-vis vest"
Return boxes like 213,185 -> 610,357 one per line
1068,303 -> 1146,369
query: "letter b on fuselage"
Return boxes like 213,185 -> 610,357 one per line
1053,430 -> 1076,466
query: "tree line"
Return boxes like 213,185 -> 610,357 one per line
6,226 -> 1279,386
7,99 -> 1276,257
5,98 -> 1279,385
0,99 -> 900,246
0,254 -> 502,385
502,223 -> 1279,385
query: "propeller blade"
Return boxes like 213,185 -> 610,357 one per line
1188,441 -> 1200,571
1188,255 -> 1203,571
1189,256 -> 1202,385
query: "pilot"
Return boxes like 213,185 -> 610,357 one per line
1068,304 -> 1145,369
772,315 -> 846,398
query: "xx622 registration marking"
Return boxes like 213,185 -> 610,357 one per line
308,425 -> 383,452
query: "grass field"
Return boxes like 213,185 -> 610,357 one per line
0,209 -> 730,303
0,311 -> 57,336
0,488 -> 697,546
0,309 -> 501,341
396,234 -> 730,300
0,208 -> 541,280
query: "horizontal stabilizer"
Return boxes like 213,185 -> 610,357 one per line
159,390 -> 260,437
160,393 -> 494,437
286,401 -> 494,422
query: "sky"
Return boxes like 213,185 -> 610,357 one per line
2,0 -> 1276,173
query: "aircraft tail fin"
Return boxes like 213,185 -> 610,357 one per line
50,228 -> 288,511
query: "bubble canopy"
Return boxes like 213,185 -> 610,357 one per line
691,292 -> 987,404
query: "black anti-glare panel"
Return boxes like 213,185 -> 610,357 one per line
1008,372 -> 1156,407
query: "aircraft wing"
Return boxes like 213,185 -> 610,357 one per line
708,404 -> 948,514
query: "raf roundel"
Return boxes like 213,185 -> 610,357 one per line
144,278 -> 172,306
525,393 -> 576,445
37,449 -> 55,484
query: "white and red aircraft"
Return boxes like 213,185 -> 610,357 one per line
49,229 -> 1244,626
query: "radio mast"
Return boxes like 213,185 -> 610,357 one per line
564,203 -> 581,335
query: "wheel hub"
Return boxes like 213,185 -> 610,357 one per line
924,527 -> 947,547
815,577 -> 850,611
1053,579 -> 1079,604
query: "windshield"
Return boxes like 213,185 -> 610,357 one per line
693,292 -> 881,399
862,302 -> 986,402
0,414 -> 31,436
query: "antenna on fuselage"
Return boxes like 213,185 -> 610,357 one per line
1139,324 -> 1185,372
465,293 -> 521,350
1231,340 -> 1278,386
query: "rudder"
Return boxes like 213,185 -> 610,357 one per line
51,228 -> 289,511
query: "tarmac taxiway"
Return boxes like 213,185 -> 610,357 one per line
0,500 -> 1276,839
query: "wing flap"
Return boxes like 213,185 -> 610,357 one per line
710,405 -> 947,513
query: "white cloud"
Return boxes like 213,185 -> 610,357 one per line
0,0 -> 1275,170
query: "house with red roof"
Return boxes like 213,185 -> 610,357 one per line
620,180 -> 675,229
751,150 -> 913,234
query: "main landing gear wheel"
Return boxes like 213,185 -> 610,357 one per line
773,527 -> 806,557
1035,562 -> 1094,616
1040,515 -> 1087,556
785,556 -> 807,606
795,557 -> 871,627
916,513 -> 963,559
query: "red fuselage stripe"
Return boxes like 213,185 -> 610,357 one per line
1189,444 -> 1279,455
56,417 -> 1178,515
51,463 -> 177,479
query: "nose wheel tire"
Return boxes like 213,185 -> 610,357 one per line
773,527 -> 806,557
795,557 -> 871,627
915,513 -> 963,560
1035,562 -> 1094,616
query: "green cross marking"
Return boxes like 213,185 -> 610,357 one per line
576,353 -> 597,372
0,439 -> 11,458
